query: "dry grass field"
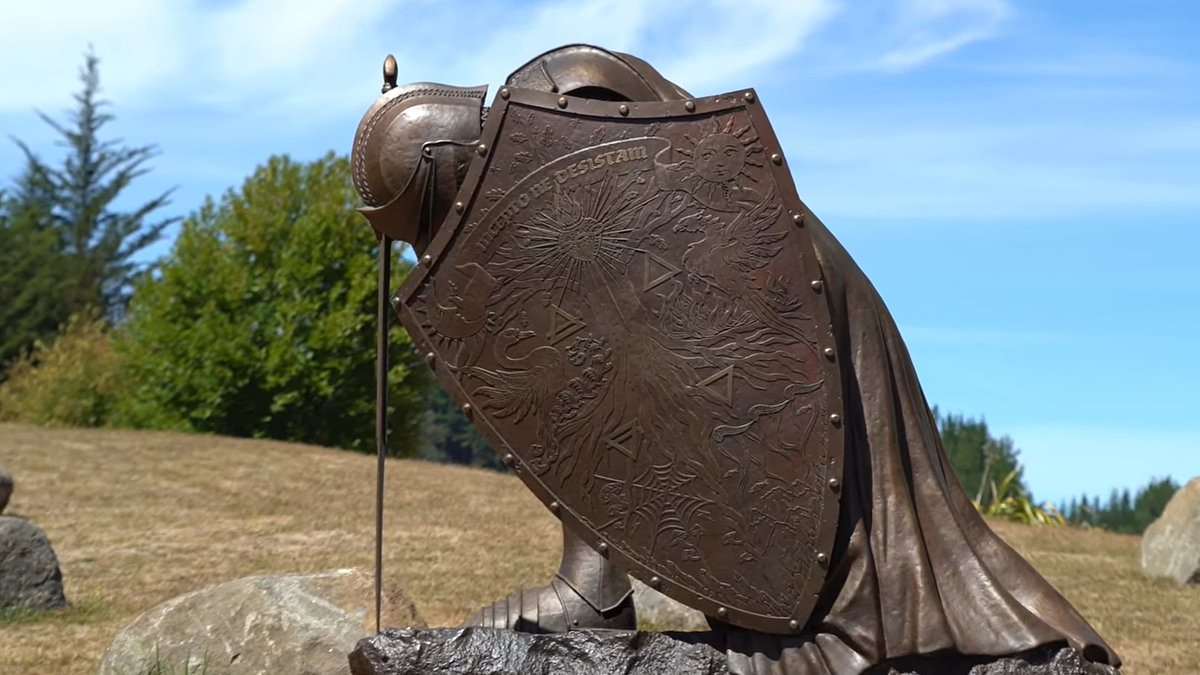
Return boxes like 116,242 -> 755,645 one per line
0,424 -> 1196,674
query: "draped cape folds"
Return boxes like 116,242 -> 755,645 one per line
716,219 -> 1120,673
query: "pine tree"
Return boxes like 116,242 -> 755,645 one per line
10,50 -> 177,320
0,183 -> 66,370
935,408 -> 1027,504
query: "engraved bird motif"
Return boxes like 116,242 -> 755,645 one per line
468,320 -> 569,470
676,189 -> 817,348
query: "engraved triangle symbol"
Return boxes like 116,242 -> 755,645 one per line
643,252 -> 681,292
605,420 -> 643,460
696,365 -> 734,405
548,304 -> 586,345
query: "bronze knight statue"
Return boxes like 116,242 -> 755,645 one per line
351,45 -> 1120,673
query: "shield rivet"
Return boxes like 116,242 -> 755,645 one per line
461,403 -> 472,416
424,351 -> 436,367
789,619 -> 801,631
792,212 -> 805,226
829,413 -> 842,427
618,104 -> 629,116
770,152 -> 783,165
548,500 -> 560,513
743,91 -> 756,103
817,552 -> 829,566
810,279 -> 823,292
499,87 -> 510,100
829,477 -> 841,491
716,606 -> 728,618
598,542 -> 609,554
684,100 -> 696,112
503,453 -> 515,465
823,347 -> 835,360
454,201 -> 464,214
649,576 -> 661,588
476,143 -> 488,156
421,254 -> 433,266
558,96 -> 568,108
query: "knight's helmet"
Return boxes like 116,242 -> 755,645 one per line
351,55 -> 487,254
351,46 -> 690,252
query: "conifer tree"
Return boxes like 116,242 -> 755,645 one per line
9,50 -> 176,321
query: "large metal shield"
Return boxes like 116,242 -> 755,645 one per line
395,88 -> 844,634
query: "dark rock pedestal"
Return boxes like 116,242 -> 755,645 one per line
0,515 -> 67,611
349,628 -> 1119,675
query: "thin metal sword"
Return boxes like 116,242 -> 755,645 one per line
373,55 -> 398,638
374,233 -> 391,635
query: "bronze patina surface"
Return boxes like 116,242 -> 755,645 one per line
394,88 -> 844,634
351,43 -> 1122,673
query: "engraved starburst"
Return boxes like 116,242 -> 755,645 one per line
508,172 -> 646,297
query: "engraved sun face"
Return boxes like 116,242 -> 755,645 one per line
673,117 -> 765,211
693,134 -> 747,182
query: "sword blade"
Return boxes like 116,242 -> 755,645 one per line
374,234 -> 392,635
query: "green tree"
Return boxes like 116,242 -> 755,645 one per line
421,387 -> 506,471
935,407 -> 1026,504
117,153 -> 429,454
10,50 -> 176,320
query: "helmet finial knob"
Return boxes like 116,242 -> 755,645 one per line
381,54 -> 398,94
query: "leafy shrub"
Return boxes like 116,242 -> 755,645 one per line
0,312 -> 124,427
117,154 -> 429,454
974,469 -> 1065,526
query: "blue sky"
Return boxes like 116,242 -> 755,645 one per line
1,0 -> 1196,505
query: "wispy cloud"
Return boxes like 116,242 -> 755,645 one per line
872,0 -> 1011,71
0,0 -> 837,118
797,0 -> 1011,74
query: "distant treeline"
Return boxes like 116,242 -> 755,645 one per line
1060,478 -> 1178,534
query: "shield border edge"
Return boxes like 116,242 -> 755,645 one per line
392,87 -> 846,634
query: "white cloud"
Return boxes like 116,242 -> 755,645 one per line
0,0 -> 183,110
0,0 -> 837,118
805,0 -> 1011,73
878,0 -> 1010,71
648,0 -> 838,91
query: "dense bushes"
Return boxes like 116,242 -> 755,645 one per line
0,313 -> 124,427
114,154 -> 429,454
0,154 -> 430,456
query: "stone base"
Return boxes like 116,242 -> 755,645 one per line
348,628 -> 1119,675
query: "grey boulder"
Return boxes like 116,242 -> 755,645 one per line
1141,476 -> 1200,584
0,515 -> 68,611
99,568 -> 424,675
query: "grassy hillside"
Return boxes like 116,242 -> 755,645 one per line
0,425 -> 1196,673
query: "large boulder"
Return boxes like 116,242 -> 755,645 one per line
0,464 -> 12,513
99,568 -> 424,675
1141,476 -> 1200,584
349,628 -> 1118,675
0,515 -> 68,611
